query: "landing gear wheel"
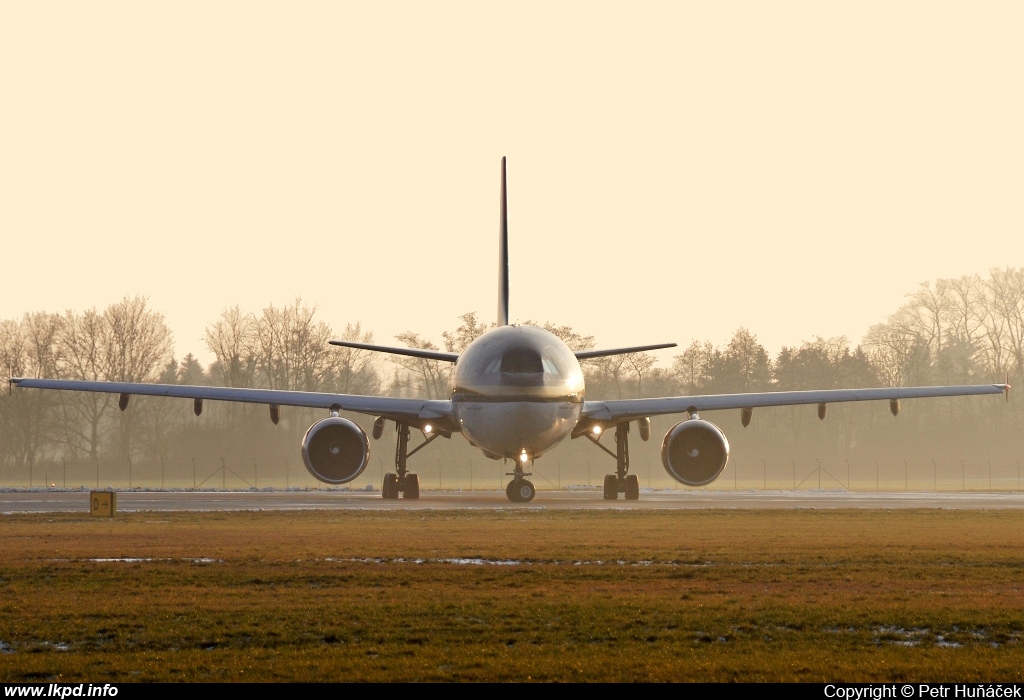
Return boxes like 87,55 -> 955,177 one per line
505,480 -> 519,502
382,473 -> 399,499
514,480 -> 536,503
624,474 -> 640,501
603,474 -> 619,500
402,473 -> 420,499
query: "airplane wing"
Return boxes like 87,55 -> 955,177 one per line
581,383 -> 1009,423
8,378 -> 455,426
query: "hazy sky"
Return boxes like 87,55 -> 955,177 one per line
2,2 -> 1021,368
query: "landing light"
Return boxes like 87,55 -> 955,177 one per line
592,426 -> 602,435
520,451 -> 529,463
424,424 -> 432,434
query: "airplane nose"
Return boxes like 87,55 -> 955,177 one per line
458,401 -> 578,459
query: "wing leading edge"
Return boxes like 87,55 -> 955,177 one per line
9,378 -> 455,426
582,383 -> 1009,423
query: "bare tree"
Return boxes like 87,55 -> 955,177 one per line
58,308 -> 114,463
103,296 -> 174,465
987,267 -> 1024,382
672,341 -> 715,394
863,318 -> 926,387
716,328 -> 771,393
390,331 -> 449,399
247,299 -> 339,392
442,312 -> 493,353
332,322 -> 380,395
0,313 -> 64,473
104,296 -> 174,383
205,305 -> 256,388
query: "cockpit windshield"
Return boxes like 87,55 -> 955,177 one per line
500,348 -> 542,373
481,347 -> 563,375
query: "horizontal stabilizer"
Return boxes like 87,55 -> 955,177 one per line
575,343 -> 677,361
328,340 -> 459,363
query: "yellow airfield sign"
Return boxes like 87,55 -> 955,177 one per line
90,491 -> 116,517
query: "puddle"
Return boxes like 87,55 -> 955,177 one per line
320,557 -> 701,567
46,557 -> 225,564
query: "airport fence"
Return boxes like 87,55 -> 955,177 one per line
3,455 -> 1023,492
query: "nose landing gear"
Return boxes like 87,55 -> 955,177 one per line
505,463 -> 536,503
506,478 -> 536,503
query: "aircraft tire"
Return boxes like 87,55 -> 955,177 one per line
505,480 -> 521,502
624,474 -> 640,500
403,473 -> 420,499
603,474 -> 619,500
383,473 -> 399,499
515,480 -> 536,503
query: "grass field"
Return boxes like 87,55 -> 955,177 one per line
2,508 -> 1024,682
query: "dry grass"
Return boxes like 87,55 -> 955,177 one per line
2,508 -> 1024,681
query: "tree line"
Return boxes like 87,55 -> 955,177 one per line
2,268 -> 1023,487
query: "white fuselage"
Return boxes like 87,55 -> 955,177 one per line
450,325 -> 585,461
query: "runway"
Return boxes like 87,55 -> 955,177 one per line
4,488 -> 1024,513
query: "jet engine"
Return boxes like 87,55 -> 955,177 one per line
301,417 -> 370,484
661,419 -> 730,486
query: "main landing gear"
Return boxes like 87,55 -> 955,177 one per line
381,422 -> 438,500
505,464 -> 536,503
588,423 -> 640,501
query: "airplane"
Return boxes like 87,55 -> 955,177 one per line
9,158 -> 1011,502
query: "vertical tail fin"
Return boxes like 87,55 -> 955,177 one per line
498,156 -> 509,326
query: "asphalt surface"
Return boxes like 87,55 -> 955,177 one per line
4,489 -> 1024,513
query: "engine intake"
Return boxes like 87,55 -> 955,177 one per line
301,417 -> 370,484
661,419 -> 730,486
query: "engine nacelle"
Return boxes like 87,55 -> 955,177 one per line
301,417 -> 370,484
661,419 -> 730,486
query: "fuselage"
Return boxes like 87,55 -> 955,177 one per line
450,325 -> 584,461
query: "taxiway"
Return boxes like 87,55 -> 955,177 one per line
4,489 -> 1024,513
